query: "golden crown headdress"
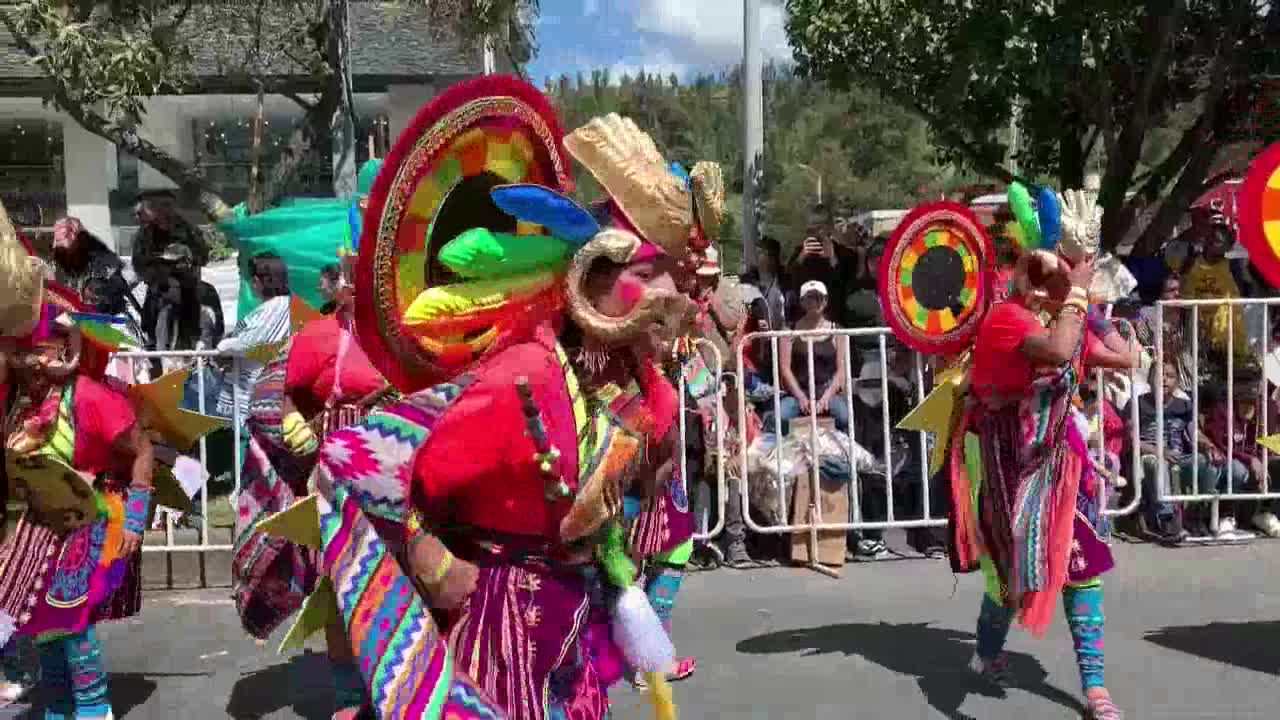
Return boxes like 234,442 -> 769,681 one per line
564,114 -> 693,257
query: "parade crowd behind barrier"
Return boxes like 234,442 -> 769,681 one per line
118,296 -> 1280,581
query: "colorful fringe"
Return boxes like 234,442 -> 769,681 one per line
232,352 -> 319,639
953,359 -> 1086,637
306,379 -> 506,720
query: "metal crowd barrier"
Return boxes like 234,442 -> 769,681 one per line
678,339 -> 727,546
1153,297 -> 1280,534
733,325 -> 1144,561
111,350 -> 244,558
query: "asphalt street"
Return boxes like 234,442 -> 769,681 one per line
5,537 -> 1279,719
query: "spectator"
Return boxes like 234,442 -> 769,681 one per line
50,217 -> 131,317
133,190 -> 209,342
215,252 -> 292,419
153,245 -> 223,374
785,205 -> 846,324
739,236 -> 786,404
740,235 -> 786,331
844,236 -> 887,362
1134,275 -> 1195,394
772,280 -> 851,433
1194,370 -> 1265,540
1137,361 -> 1191,543
1182,221 -> 1253,370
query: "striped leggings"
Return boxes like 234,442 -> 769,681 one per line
975,582 -> 1106,692
38,625 -> 111,719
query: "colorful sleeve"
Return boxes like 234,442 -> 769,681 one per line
983,303 -> 1046,355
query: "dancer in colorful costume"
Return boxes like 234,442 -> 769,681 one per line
0,201 -> 224,720
623,165 -> 725,688
882,185 -> 1137,720
231,162 -> 395,720
0,207 -> 152,720
255,77 -> 703,720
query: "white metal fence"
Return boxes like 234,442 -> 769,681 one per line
112,350 -> 245,557
728,326 -> 1146,552
105,300 -> 1280,567
1152,297 -> 1280,533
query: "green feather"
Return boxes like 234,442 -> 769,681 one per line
438,228 -> 571,279
1007,182 -> 1042,250
595,521 -> 637,589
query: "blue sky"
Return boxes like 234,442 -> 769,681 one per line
526,0 -> 792,85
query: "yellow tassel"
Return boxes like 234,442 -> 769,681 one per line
643,672 -> 677,720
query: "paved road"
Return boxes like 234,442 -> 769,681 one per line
6,538 -> 1280,719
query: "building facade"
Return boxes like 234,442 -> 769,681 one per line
0,2 -> 520,252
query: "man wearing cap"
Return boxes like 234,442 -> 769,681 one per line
133,191 -> 208,344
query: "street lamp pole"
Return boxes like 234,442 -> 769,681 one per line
742,0 -> 764,273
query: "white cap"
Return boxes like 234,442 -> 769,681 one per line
799,280 -> 828,298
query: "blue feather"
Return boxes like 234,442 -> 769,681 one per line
490,184 -> 601,245
1035,186 -> 1062,250
668,162 -> 691,189
347,203 -> 362,252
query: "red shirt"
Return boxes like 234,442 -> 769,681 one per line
70,375 -> 137,476
412,328 -> 580,538
285,316 -> 387,418
970,302 -> 1102,397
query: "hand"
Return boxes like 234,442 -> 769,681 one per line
1250,457 -> 1266,484
815,394 -> 832,414
119,529 -> 143,556
1066,257 -> 1096,291
429,555 -> 479,611
757,319 -> 770,331
795,394 -> 812,416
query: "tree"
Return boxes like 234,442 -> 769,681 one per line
786,0 -> 1280,253
0,0 -> 538,221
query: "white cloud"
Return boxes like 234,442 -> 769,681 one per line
582,0 -> 599,17
632,0 -> 792,64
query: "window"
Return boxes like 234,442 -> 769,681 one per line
0,118 -> 65,228
193,110 -> 392,205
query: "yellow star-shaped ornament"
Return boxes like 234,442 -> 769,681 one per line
129,370 -> 229,454
1258,434 -> 1280,455
255,493 -> 323,549
244,340 -> 288,364
897,364 -> 968,477
278,576 -> 340,653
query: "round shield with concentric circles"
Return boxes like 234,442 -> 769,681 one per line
355,76 -> 574,393
878,202 -> 994,355
1238,142 -> 1280,289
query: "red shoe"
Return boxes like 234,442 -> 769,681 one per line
632,657 -> 697,688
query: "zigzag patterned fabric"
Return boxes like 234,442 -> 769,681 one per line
315,379 -> 471,524
309,378 -> 504,719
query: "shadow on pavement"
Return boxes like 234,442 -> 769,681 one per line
226,651 -> 333,720
26,672 -> 160,718
1145,621 -> 1280,676
736,621 -> 1085,720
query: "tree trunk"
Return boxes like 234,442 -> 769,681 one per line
1134,124 -> 1221,255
